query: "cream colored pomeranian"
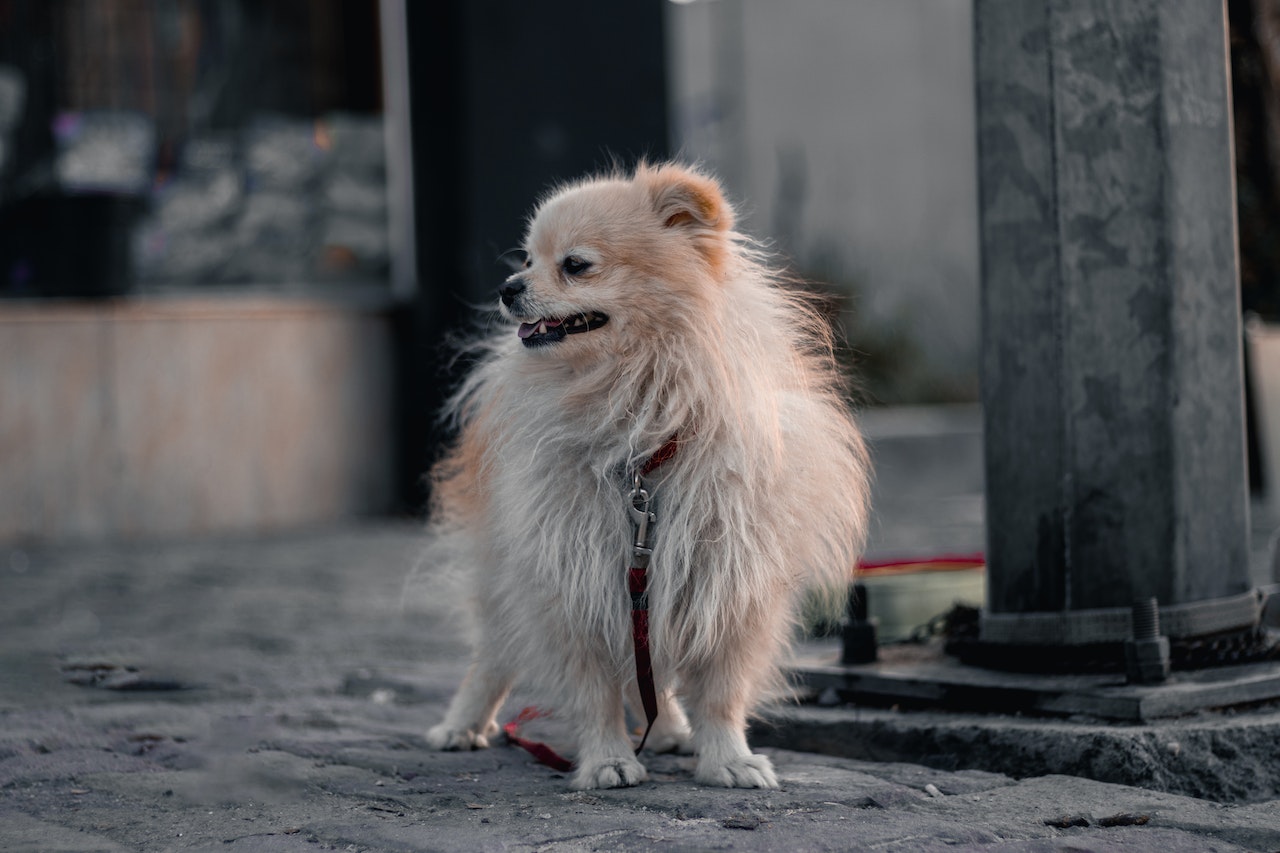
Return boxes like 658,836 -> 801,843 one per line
424,162 -> 870,790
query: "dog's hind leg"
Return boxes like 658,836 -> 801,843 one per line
426,656 -> 513,751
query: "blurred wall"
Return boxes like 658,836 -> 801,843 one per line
667,0 -> 980,403
0,298 -> 393,540
454,0 -> 670,302
395,0 -> 670,512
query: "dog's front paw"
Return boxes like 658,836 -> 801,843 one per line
571,755 -> 648,790
696,753 -> 779,789
426,721 -> 497,751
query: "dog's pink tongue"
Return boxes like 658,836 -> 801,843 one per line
517,318 -> 562,339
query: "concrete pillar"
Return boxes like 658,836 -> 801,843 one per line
975,0 -> 1259,648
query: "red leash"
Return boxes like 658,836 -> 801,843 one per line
502,707 -> 574,773
625,434 -> 679,753
505,435 -> 681,770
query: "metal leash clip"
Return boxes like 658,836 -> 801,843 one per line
628,471 -> 656,564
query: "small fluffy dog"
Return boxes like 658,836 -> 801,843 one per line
425,162 -> 870,790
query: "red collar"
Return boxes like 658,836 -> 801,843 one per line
639,434 -> 682,477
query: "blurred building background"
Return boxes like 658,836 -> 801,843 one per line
0,0 -> 404,540
668,0 -> 979,404
0,0 -> 1275,542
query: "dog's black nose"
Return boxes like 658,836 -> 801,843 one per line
499,278 -> 526,307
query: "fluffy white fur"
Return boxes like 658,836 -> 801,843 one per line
424,162 -> 870,790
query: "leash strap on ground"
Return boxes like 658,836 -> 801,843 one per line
502,707 -> 575,773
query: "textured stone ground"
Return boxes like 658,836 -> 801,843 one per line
2,524 -> 1278,852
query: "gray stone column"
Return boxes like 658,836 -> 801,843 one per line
975,0 -> 1258,648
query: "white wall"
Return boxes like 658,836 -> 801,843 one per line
667,0 -> 979,402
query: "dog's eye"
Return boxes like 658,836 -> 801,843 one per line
561,256 -> 591,276
522,254 -> 532,270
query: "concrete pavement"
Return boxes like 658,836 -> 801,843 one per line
3,405 -> 1280,851
2,523 -> 1279,852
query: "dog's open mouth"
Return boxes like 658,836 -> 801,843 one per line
517,312 -> 609,347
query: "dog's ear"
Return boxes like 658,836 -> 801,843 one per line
639,164 -> 734,273
643,164 -> 733,231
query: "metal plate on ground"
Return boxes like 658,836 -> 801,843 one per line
792,642 -> 1280,722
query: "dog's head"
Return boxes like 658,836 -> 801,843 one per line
498,163 -> 736,356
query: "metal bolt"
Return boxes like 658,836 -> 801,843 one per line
1132,596 -> 1160,640
1125,597 -> 1170,684
841,582 -> 878,665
